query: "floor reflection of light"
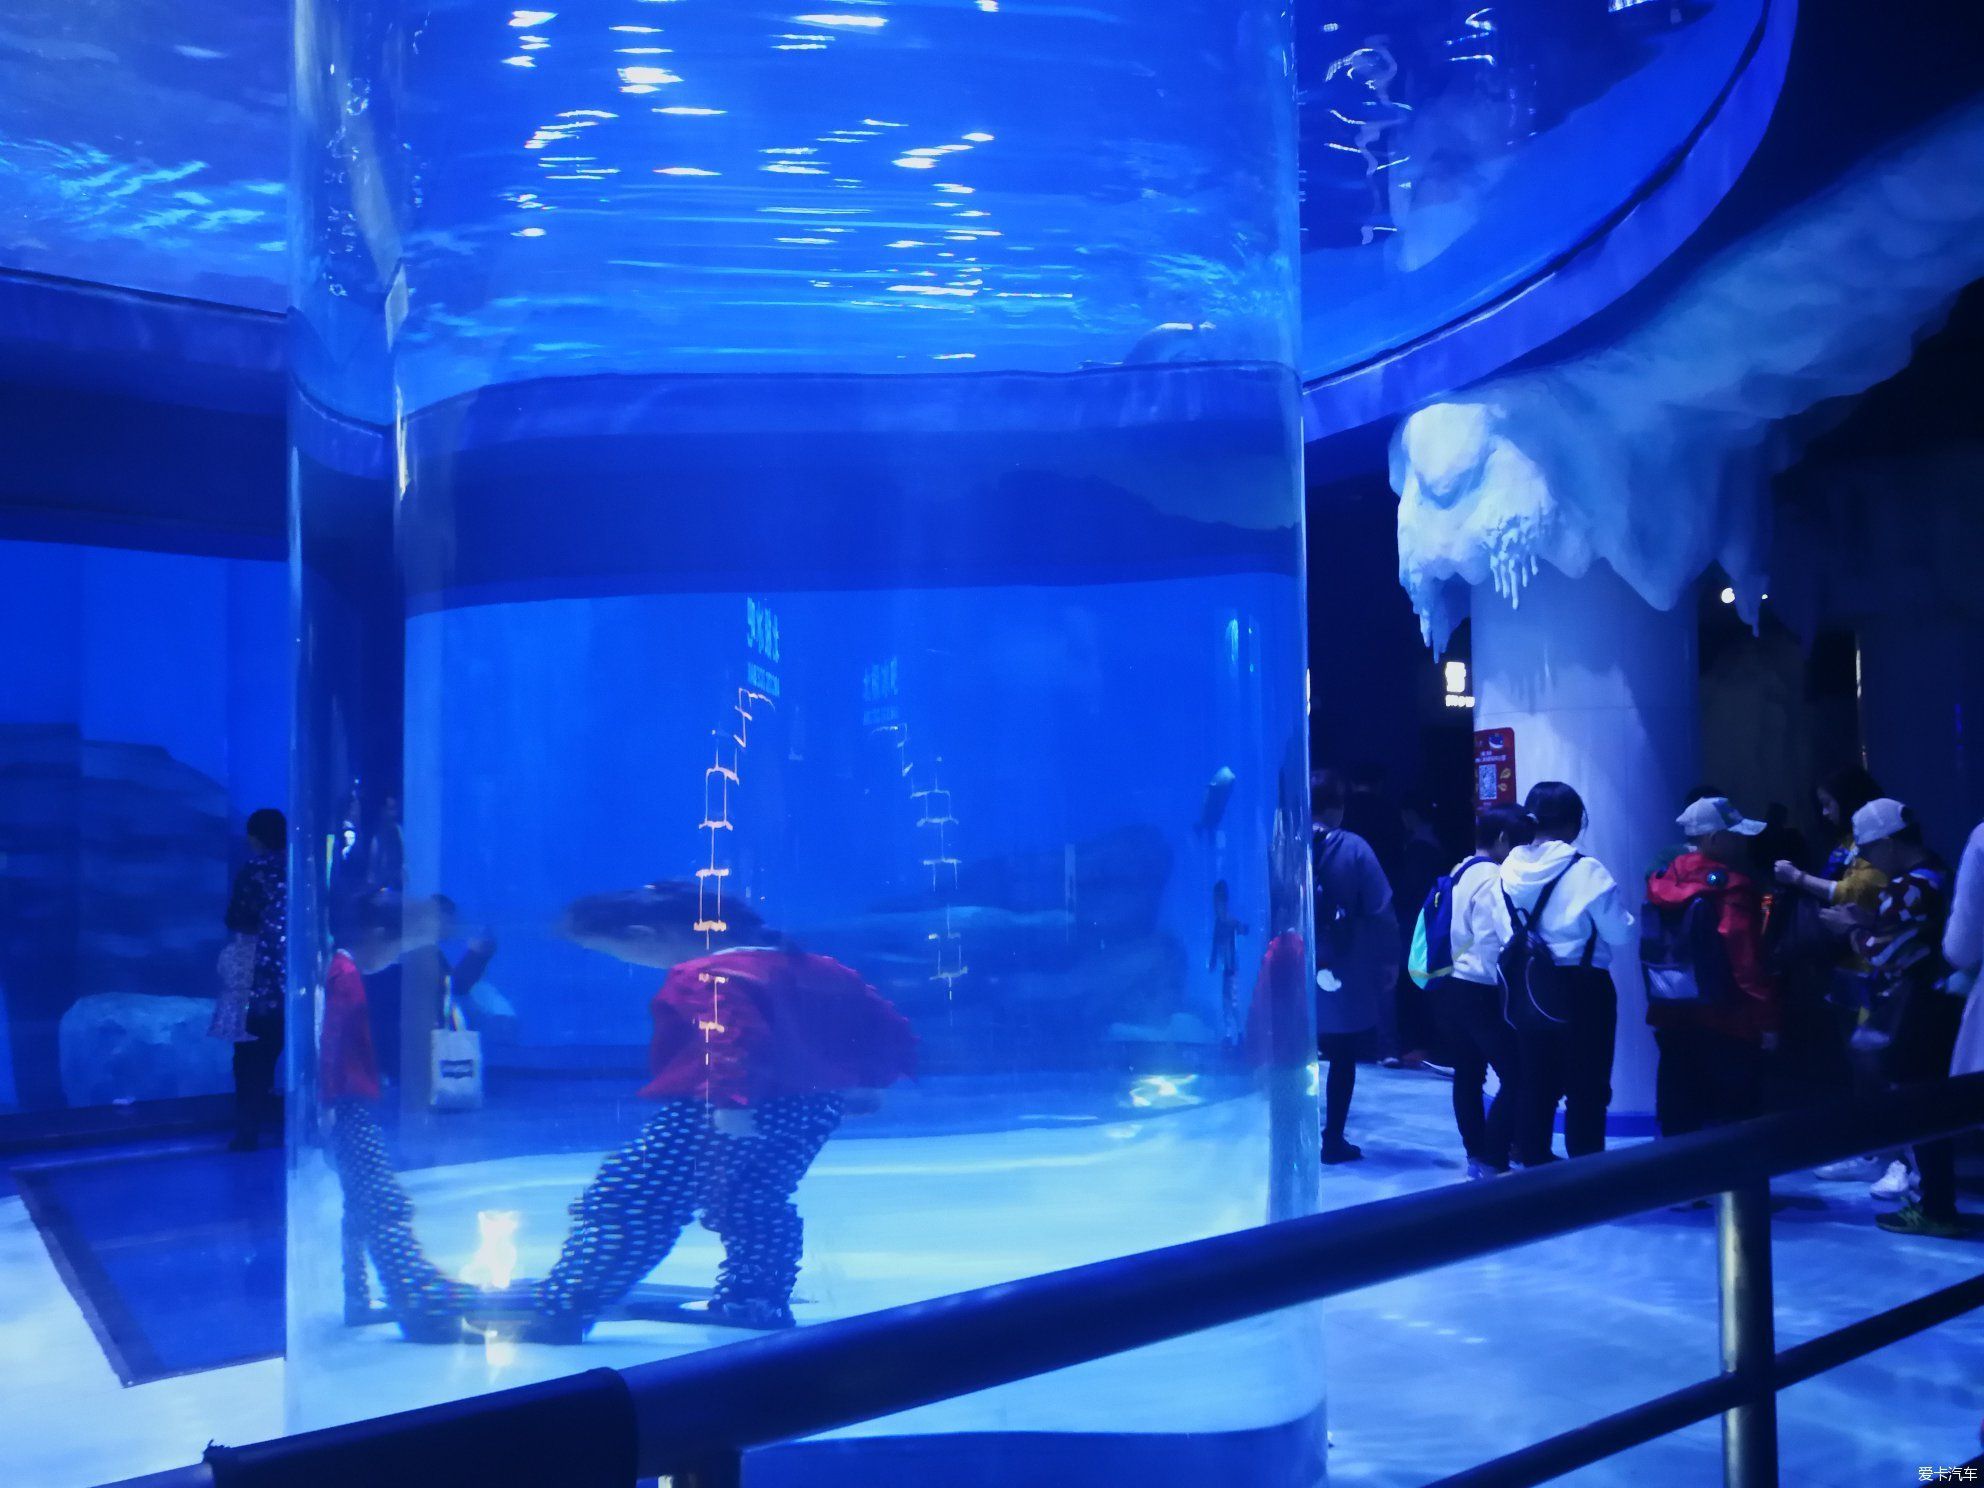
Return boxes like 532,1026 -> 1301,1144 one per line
1128,1074 -> 1202,1110
459,1211 -> 521,1292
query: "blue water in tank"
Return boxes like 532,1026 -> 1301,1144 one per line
290,3 -> 1318,1481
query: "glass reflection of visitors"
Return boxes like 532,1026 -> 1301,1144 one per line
1210,879 -> 1250,1047
520,883 -> 917,1340
217,807 -> 287,1153
320,896 -> 470,1342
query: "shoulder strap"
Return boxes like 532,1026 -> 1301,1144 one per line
1529,853 -> 1582,921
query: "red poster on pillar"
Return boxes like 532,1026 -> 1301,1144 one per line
1473,728 -> 1516,811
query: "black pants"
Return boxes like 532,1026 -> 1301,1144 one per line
1514,970 -> 1617,1161
1654,1026 -> 1762,1138
232,1003 -> 284,1143
1432,979 -> 1518,1168
539,1095 -> 843,1323
329,1100 -> 470,1328
1890,991 -> 1965,1222
1316,1030 -> 1373,1145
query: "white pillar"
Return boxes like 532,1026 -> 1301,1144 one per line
1473,562 -> 1699,1122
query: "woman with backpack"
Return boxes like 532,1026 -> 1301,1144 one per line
1420,805 -> 1534,1177
1643,797 -> 1779,1138
1493,783 -> 1638,1162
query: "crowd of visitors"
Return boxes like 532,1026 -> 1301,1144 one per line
1314,764 -> 1983,1242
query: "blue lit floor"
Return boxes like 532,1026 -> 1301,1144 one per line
2,1069 -> 1978,1488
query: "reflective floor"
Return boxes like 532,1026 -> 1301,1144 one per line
2,1068 -> 1977,1487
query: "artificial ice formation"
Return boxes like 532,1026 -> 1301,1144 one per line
1391,100 -> 1984,651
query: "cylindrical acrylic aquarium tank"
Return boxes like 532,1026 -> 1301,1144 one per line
290,1 -> 1317,1481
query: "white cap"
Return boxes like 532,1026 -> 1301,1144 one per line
1852,798 -> 1911,849
1677,796 -> 1766,840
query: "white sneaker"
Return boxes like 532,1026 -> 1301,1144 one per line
1870,1160 -> 1919,1201
1813,1155 -> 1885,1182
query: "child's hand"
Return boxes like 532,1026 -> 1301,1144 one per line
712,1108 -> 759,1139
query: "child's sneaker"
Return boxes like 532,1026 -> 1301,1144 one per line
1874,1204 -> 1968,1240
1321,1138 -> 1364,1165
1869,1159 -> 1919,1201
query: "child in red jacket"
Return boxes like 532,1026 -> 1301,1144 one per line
530,883 -> 916,1337
321,901 -> 476,1342
1645,798 -> 1780,1137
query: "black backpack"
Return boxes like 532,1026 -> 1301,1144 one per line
1499,856 -> 1596,1029
1640,884 -> 1736,1006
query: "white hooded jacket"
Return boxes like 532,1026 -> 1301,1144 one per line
1448,856 -> 1505,987
1490,840 -> 1636,970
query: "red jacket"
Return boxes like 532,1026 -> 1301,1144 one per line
320,949 -> 383,1102
1645,853 -> 1778,1042
1243,932 -> 1311,1069
640,948 -> 917,1107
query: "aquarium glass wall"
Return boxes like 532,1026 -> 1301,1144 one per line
0,539 -> 286,1119
291,1 -> 1316,1480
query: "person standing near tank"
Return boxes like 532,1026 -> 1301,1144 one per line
1644,797 -> 1779,1138
1433,804 -> 1534,1176
1311,770 -> 1398,1165
1846,800 -> 1969,1239
1493,782 -> 1637,1161
222,808 -> 287,1152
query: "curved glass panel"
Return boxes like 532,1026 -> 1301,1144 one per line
290,2 -> 1318,1481
1296,0 -> 1769,380
3,0 -> 1768,396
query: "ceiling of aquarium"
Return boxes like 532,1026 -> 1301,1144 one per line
0,0 -> 1769,386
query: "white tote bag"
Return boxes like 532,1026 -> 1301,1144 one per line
430,996 -> 484,1112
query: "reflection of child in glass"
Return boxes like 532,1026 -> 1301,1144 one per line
530,882 -> 917,1338
1210,879 -> 1250,1045
320,896 -> 475,1342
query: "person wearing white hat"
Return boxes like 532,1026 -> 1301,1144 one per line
1643,798 -> 1779,1139
1848,799 -> 1969,1239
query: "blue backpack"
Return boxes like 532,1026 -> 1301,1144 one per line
1409,856 -> 1491,989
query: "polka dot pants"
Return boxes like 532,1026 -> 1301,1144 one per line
538,1094 -> 843,1323
330,1100 -> 471,1327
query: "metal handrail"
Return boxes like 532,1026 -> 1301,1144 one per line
105,1070 -> 1984,1488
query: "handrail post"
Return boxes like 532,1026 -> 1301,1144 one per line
1716,1180 -> 1778,1488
